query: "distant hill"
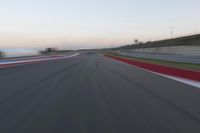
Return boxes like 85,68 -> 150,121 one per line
113,34 -> 200,50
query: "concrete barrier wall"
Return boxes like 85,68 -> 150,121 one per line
129,46 -> 200,56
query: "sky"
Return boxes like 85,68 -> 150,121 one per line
0,0 -> 200,50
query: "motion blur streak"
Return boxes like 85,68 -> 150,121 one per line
0,53 -> 200,133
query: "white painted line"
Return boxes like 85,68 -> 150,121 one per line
0,53 -> 80,66
155,73 -> 200,89
109,57 -> 200,88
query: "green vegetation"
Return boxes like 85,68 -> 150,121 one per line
40,48 -> 73,55
107,53 -> 200,71
110,34 -> 200,50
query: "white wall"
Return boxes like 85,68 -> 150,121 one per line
130,46 -> 200,56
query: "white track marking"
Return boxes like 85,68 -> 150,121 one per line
153,72 -> 200,88
0,53 -> 80,65
110,58 -> 200,88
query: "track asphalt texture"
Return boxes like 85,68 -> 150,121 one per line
0,52 -> 200,133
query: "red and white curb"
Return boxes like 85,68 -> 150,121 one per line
157,73 -> 200,89
137,65 -> 200,89
106,55 -> 200,88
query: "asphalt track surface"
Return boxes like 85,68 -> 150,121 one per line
119,52 -> 200,64
0,53 -> 200,133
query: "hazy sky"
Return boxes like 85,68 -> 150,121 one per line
0,0 -> 200,49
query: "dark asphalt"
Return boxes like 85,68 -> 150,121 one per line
0,53 -> 200,133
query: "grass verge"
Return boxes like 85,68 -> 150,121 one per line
105,53 -> 200,71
